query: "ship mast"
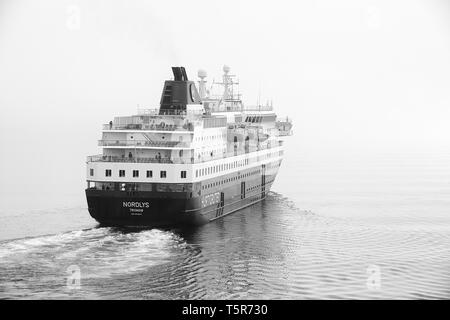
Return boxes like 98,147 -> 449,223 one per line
222,65 -> 232,100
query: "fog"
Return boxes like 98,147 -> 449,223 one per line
0,0 -> 449,200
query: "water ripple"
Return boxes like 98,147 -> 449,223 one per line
0,192 -> 449,299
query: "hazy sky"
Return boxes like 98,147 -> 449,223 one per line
0,0 -> 449,196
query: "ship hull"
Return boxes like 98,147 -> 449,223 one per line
85,170 -> 277,227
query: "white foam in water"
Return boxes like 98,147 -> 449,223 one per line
0,228 -> 187,299
0,228 -> 104,259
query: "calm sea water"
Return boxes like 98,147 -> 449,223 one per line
1,142 -> 449,299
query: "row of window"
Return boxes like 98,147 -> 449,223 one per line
201,169 -> 261,190
89,168 -> 185,179
196,158 -> 250,178
194,133 -> 227,141
88,155 -> 282,181
195,150 -> 283,178
95,182 -> 194,193
244,116 -> 263,123
247,184 -> 261,192
244,114 -> 276,123
201,159 -> 282,190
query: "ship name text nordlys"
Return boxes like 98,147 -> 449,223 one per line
122,202 -> 150,208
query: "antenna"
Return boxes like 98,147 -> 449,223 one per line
257,83 -> 261,108
197,69 -> 207,99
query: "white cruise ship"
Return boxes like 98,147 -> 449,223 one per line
85,66 -> 292,226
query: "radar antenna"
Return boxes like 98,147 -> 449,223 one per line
197,69 -> 208,99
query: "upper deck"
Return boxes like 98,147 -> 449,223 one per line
88,139 -> 283,165
102,107 -> 230,133
88,65 -> 291,173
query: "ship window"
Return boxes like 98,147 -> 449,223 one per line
181,171 -> 186,179
160,171 -> 167,178
90,169 -> 94,176
105,169 -> 112,177
119,170 -> 125,177
147,170 -> 152,178
196,170 -> 198,177
133,170 -> 139,177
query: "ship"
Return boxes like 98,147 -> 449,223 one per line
85,65 -> 292,226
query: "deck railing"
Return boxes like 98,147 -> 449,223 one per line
88,140 -> 283,164
87,155 -> 191,164
102,122 -> 195,131
98,140 -> 191,148
243,105 -> 273,111
137,108 -> 204,117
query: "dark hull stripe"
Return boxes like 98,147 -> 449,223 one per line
86,164 -> 279,226
208,195 -> 266,222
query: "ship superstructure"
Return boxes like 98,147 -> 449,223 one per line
85,66 -> 292,226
